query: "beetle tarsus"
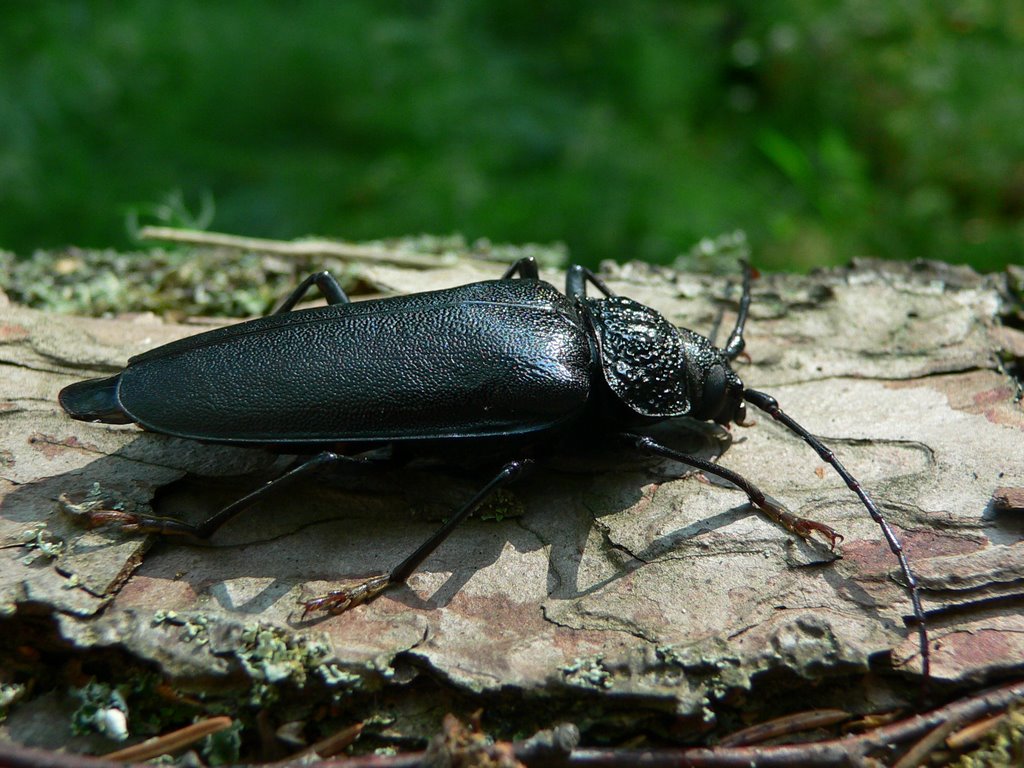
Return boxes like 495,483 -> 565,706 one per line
84,510 -> 142,529
302,574 -> 391,617
794,520 -> 844,551
79,509 -> 205,538
755,496 -> 844,551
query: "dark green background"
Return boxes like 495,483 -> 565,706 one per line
2,2 -> 1021,271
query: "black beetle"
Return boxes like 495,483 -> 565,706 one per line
59,258 -> 929,676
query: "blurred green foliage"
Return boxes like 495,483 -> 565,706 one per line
1,1 -> 1021,272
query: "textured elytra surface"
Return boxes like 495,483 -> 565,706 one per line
115,279 -> 592,443
1,257 -> 1023,748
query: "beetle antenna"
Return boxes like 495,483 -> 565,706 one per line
743,388 -> 930,681
723,260 -> 755,360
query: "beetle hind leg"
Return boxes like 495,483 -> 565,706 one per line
274,270 -> 351,314
301,458 -> 533,617
501,256 -> 540,280
76,450 -> 377,540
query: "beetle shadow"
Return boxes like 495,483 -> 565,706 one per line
0,418 -> 783,621
524,419 -> 789,605
0,434 -> 569,618
526,418 -> 854,615
0,433 -> 290,609
134,455 -> 528,617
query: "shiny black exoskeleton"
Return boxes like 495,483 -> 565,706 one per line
59,258 -> 929,677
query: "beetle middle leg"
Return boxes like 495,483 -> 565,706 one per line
619,432 -> 842,548
566,264 -> 616,300
502,258 -> 613,295
302,458 -> 534,616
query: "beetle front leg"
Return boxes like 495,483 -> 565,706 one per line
301,458 -> 534,616
619,432 -> 842,549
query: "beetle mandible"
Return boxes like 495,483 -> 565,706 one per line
59,258 -> 929,677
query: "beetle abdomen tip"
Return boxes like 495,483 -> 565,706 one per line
58,375 -> 132,424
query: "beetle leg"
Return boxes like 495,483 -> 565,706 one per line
566,265 -> 617,300
79,451 -> 378,540
301,458 -> 534,616
191,450 -> 376,539
618,432 -> 842,548
274,270 -> 351,314
501,256 -> 540,280
722,260 -> 755,361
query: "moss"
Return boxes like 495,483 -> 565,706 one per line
202,719 -> 243,766
13,522 -> 65,564
560,656 -> 613,690
151,611 -> 210,646
478,489 -> 526,522
0,237 -> 567,318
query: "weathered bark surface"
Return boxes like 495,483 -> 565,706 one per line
1,258 -> 1022,742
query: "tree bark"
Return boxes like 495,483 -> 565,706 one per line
1,256 -> 1022,749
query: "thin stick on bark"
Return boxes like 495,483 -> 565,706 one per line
140,226 -> 457,269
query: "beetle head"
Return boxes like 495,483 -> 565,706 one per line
585,296 -> 746,426
682,328 -> 747,426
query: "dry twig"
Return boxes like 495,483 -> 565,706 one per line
0,681 -> 1021,767
717,709 -> 851,748
140,226 -> 457,269
100,716 -> 233,762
